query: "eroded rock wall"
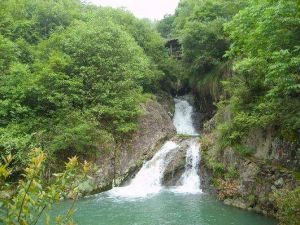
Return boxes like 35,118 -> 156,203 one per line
200,117 -> 300,218
92,98 -> 176,193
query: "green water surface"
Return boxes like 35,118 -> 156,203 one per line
47,190 -> 277,225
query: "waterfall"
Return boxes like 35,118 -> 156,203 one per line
173,97 -> 199,136
108,95 -> 202,199
108,141 -> 178,198
173,139 -> 202,194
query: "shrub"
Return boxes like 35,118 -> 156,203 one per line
234,145 -> 254,157
274,187 -> 300,225
0,149 -> 95,225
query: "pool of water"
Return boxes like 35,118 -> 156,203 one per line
46,190 -> 277,225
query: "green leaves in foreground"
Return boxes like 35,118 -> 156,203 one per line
0,149 -> 96,225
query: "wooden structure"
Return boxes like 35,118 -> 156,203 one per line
165,39 -> 182,60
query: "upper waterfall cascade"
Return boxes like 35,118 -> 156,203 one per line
173,97 -> 199,136
108,96 -> 202,198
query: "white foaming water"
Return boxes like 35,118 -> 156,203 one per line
173,97 -> 199,136
173,139 -> 202,194
108,96 -> 202,199
108,141 -> 178,198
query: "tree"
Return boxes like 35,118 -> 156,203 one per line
219,0 -> 300,144
0,1 -> 169,171
156,14 -> 175,39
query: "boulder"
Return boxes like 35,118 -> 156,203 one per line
162,138 -> 190,186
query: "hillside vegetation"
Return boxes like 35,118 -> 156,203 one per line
0,0 -> 181,173
158,0 -> 300,153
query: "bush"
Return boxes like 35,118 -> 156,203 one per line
0,149 -> 95,225
225,166 -> 239,180
234,145 -> 254,157
274,187 -> 300,225
210,161 -> 225,176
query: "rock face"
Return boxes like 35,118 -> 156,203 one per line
162,137 -> 193,186
243,127 -> 300,170
200,129 -> 299,218
92,99 -> 176,192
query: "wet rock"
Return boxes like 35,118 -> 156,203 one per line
162,146 -> 186,186
224,198 -> 233,206
156,91 -> 175,116
200,160 -> 216,193
232,198 -> 248,210
162,137 -> 200,186
224,198 -> 248,210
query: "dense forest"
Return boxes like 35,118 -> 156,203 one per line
0,0 -> 181,168
158,0 -> 300,148
0,0 -> 182,223
1,0 -> 299,224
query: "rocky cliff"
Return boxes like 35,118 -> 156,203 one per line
199,117 -> 300,222
92,98 -> 176,193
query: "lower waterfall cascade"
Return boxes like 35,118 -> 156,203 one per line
173,139 -> 201,194
108,141 -> 179,198
108,96 -> 202,198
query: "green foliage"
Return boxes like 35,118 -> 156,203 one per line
167,0 -> 248,111
0,0 -> 172,170
199,135 -> 213,152
156,14 -> 175,39
234,145 -> 254,157
0,0 -> 82,43
84,7 -> 169,92
274,187 -> 300,225
210,161 -> 225,176
225,166 -> 239,180
193,62 -> 231,101
219,0 -> 300,144
173,0 -> 247,76
0,149 -> 95,225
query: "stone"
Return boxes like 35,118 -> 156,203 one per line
274,177 -> 284,188
224,198 -> 233,206
232,198 -> 248,210
162,137 -> 200,186
240,162 -> 259,187
271,185 -> 276,191
253,206 -> 262,213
